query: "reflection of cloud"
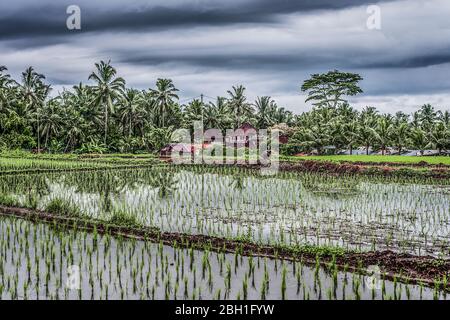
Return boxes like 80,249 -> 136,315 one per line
1,0 -> 450,113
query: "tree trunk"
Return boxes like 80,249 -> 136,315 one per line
64,137 -> 72,153
349,145 -> 353,155
104,102 -> 108,146
366,144 -> 370,155
37,112 -> 40,153
129,117 -> 132,137
45,131 -> 49,149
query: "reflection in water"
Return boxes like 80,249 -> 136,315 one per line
229,175 -> 244,191
0,167 -> 449,256
149,171 -> 178,198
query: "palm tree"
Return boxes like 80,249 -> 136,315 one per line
293,123 -> 330,155
149,78 -> 179,128
227,85 -> 254,129
0,66 -> 14,128
183,99 -> 204,129
390,121 -> 409,154
40,99 -> 63,147
203,104 -> 221,129
19,67 -> 51,152
427,122 -> 449,155
117,88 -> 142,137
440,110 -> 450,127
88,60 -> 125,145
0,66 -> 14,89
342,120 -> 359,155
418,104 -> 437,132
337,102 -> 357,121
360,106 -> 378,122
255,96 -> 276,128
273,106 -> 293,125
371,116 -> 392,155
358,124 -> 374,155
409,127 -> 428,156
208,96 -> 231,130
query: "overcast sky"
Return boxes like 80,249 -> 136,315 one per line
1,0 -> 449,114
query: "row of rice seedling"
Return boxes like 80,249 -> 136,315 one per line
0,157 -> 113,173
0,154 -> 163,175
0,165 -> 448,256
0,216 -> 444,300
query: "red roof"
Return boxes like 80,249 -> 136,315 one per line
238,123 -> 256,132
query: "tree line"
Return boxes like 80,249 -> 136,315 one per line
0,62 -> 449,155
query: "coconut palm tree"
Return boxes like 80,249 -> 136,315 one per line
427,122 -> 449,155
293,123 -> 330,155
208,96 -> 232,130
0,67 -> 14,128
117,88 -> 142,137
342,120 -> 359,155
371,116 -> 393,155
227,85 -> 254,129
409,127 -> 428,156
390,121 -> 410,154
358,124 -> 375,155
149,78 -> 179,128
255,96 -> 276,128
273,106 -> 294,125
40,99 -> 64,148
19,67 -> 51,152
440,110 -> 450,127
183,99 -> 204,129
88,60 -> 125,145
418,104 -> 437,132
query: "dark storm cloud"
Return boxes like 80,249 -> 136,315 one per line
116,52 -> 334,70
0,0 -> 395,39
360,52 -> 450,69
1,0 -> 450,113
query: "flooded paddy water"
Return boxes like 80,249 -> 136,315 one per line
0,166 -> 448,257
0,216 -> 444,300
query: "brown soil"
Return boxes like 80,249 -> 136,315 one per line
0,205 -> 448,291
181,161 -> 450,179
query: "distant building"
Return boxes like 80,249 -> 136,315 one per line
160,143 -> 194,158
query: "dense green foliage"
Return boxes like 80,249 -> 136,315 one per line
1,63 -> 449,155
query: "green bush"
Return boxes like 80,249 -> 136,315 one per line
280,144 -> 304,156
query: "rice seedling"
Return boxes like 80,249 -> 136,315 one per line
0,157 -> 448,300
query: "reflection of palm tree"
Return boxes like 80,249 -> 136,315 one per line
148,171 -> 178,198
62,171 -> 133,213
27,175 -> 51,205
229,175 -> 244,191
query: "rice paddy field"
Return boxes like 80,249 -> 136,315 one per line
283,155 -> 450,165
0,155 -> 449,300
